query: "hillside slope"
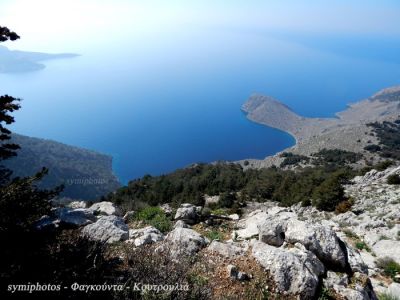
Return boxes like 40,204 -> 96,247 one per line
3,134 -> 120,200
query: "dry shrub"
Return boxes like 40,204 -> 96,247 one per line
335,200 -> 353,214
117,244 -> 211,300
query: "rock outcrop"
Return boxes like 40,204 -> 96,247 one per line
207,241 -> 246,258
89,201 -> 122,216
35,207 -> 96,229
55,208 -> 97,227
35,163 -> 400,299
158,227 -> 209,257
128,226 -> 164,247
174,203 -> 200,225
81,215 -> 129,243
252,241 -> 325,298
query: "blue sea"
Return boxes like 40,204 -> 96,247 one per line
2,28 -> 400,183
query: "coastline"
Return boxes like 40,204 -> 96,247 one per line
238,85 -> 400,168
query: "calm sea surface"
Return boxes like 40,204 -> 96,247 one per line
2,28 -> 400,183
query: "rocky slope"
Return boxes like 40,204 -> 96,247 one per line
3,133 -> 120,200
43,165 -> 400,299
240,86 -> 400,169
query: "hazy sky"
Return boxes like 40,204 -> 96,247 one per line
0,0 -> 400,52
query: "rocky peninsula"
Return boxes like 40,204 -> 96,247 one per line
241,86 -> 400,168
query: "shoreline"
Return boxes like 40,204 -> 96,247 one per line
238,85 -> 400,168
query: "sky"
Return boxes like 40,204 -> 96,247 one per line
0,0 -> 400,53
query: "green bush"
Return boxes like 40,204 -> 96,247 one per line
335,200 -> 353,214
387,174 -> 400,185
366,120 -> 400,159
355,241 -> 369,251
312,175 -> 345,211
218,192 -> 236,208
280,152 -> 310,167
135,206 -> 172,233
364,144 -> 382,152
313,149 -> 362,166
205,230 -> 223,241
374,160 -> 394,171
376,257 -> 400,280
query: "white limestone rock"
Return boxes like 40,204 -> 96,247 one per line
174,203 -> 199,225
81,215 -> 129,243
128,226 -> 164,247
159,227 -> 209,257
284,219 -> 346,268
372,240 -> 400,264
207,240 -> 245,257
252,241 -> 324,299
55,208 -> 96,227
89,201 -> 122,216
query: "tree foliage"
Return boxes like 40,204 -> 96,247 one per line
0,26 -> 20,42
0,27 -> 61,233
366,120 -> 400,159
108,163 -> 353,212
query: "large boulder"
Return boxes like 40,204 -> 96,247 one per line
284,219 -> 346,269
173,220 -> 190,229
55,208 -> 97,227
233,210 -> 269,240
252,241 -> 324,299
88,201 -> 122,216
255,215 -> 346,269
388,283 -> 400,298
204,195 -> 220,207
35,215 -> 60,230
234,208 -> 296,241
81,215 -> 129,243
372,240 -> 400,264
324,271 -> 377,300
323,271 -> 349,290
159,228 -> 209,257
258,220 -> 286,247
160,203 -> 173,216
338,272 -> 377,300
36,208 -> 96,230
345,243 -> 369,274
207,241 -> 245,257
174,203 -> 198,225
128,226 -> 164,247
67,201 -> 87,209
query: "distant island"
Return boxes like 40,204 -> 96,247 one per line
0,45 -> 79,73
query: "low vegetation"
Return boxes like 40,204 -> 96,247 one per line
279,152 -> 310,167
118,245 -> 210,300
378,293 -> 400,300
134,206 -> 172,233
312,149 -> 363,166
376,257 -> 400,281
108,163 -> 356,212
387,174 -> 400,185
365,120 -> 400,160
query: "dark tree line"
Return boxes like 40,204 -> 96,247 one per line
107,162 -> 356,213
365,119 -> 400,160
